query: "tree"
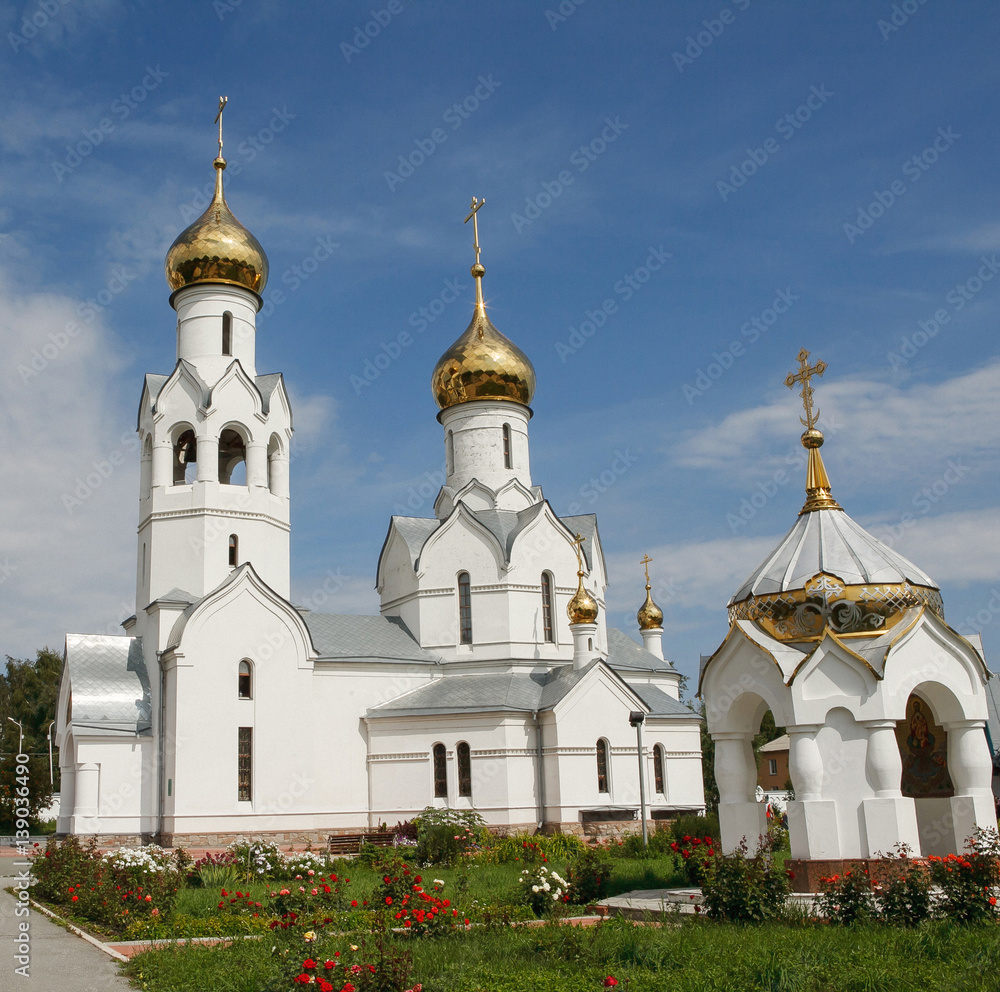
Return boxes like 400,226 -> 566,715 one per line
0,648 -> 63,829
697,701 -> 719,813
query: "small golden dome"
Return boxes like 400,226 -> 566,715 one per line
432,302 -> 535,411
567,571 -> 599,625
637,584 -> 663,630
165,157 -> 268,296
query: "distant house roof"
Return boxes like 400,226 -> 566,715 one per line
64,634 -> 152,736
759,734 -> 790,754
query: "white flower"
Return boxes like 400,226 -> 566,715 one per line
532,885 -> 540,893
542,882 -> 550,891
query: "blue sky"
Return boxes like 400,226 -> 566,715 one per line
1,0 -> 998,692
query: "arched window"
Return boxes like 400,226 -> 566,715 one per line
596,739 -> 610,794
238,660 -> 252,699
458,572 -> 473,645
502,423 -> 512,469
433,743 -> 448,798
222,311 -> 233,356
218,428 -> 247,485
457,742 -> 472,797
541,573 -> 554,642
229,534 -> 239,568
172,428 -> 197,484
238,727 -> 252,801
446,430 -> 454,476
653,744 -> 665,795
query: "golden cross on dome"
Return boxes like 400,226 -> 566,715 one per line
785,347 -> 827,430
464,196 -> 485,266
640,554 -> 653,587
214,96 -> 228,159
571,532 -> 586,573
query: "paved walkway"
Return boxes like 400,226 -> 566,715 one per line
0,854 -> 133,990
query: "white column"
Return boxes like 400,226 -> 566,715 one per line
714,732 -> 766,853
861,719 -> 920,856
945,719 -> 996,846
196,435 -> 219,483
269,454 -> 289,498
152,440 -> 173,488
73,761 -> 100,834
246,441 -> 268,488
570,622 -> 598,670
640,627 -> 664,660
786,725 -> 841,858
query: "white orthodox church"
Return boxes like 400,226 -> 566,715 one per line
701,354 -> 997,876
54,136 -> 704,845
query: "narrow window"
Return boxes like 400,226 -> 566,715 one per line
446,430 -> 454,476
541,573 -> 554,642
502,423 -> 512,469
596,739 -> 609,794
588,636 -> 593,651
768,758 -> 777,777
653,744 -> 665,795
229,534 -> 239,568
458,572 -> 473,645
172,429 -> 197,484
457,742 -> 472,797
238,727 -> 252,801
222,311 -> 233,356
433,743 -> 448,799
238,660 -> 252,699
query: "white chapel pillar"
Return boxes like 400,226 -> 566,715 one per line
861,719 -> 920,856
945,719 -> 995,850
714,732 -> 766,854
785,725 -> 841,858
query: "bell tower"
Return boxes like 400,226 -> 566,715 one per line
135,97 -> 293,611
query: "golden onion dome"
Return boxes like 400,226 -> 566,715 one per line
165,157 -> 268,296
567,571 -> 599,625
432,300 -> 535,411
637,584 -> 664,630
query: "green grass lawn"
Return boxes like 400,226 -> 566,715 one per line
123,917 -> 1000,992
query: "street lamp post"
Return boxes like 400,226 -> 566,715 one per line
7,717 -> 23,755
45,720 -> 55,787
629,711 -> 648,849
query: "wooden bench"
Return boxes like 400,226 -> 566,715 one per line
327,832 -> 396,855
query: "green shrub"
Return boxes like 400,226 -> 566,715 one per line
668,812 -> 719,845
817,867 -> 877,925
876,861 -> 932,927
567,847 -> 612,905
927,827 -> 1000,923
518,864 -> 570,917
701,841 -> 790,922
413,807 -> 486,865
483,832 -> 586,864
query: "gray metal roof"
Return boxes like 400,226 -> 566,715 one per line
560,514 -> 597,569
389,516 -> 441,569
303,613 -> 441,663
255,373 -> 283,414
605,627 -> 675,673
731,507 -> 937,604
152,587 -> 196,606
367,663 -> 590,718
626,682 -> 700,719
64,634 -> 152,735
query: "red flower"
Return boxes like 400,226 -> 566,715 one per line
221,889 -> 228,897
71,895 -> 78,902
319,983 -> 334,992
706,849 -> 715,857
386,896 -> 393,905
351,900 -> 358,907
218,901 -> 225,909
990,897 -> 998,907
604,978 -> 619,987
683,835 -> 691,842
414,875 -> 422,883
324,961 -> 336,970
303,959 -> 317,970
